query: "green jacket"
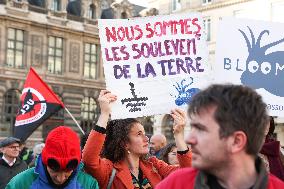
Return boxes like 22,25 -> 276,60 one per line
6,155 -> 99,189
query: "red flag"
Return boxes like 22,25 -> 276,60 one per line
14,67 -> 64,141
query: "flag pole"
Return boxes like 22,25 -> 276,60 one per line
64,107 -> 85,135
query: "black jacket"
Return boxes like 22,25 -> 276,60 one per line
0,156 -> 27,188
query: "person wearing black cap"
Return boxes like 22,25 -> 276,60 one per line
0,137 -> 28,188
5,126 -> 99,189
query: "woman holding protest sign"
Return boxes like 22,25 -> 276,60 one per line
82,90 -> 191,189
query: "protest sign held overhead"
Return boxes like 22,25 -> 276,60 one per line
14,67 -> 64,141
99,12 -> 211,119
215,17 -> 284,116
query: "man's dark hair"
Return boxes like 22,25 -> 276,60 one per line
187,84 -> 269,156
101,118 -> 140,163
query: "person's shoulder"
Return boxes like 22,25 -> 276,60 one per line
168,167 -> 198,179
16,157 -> 28,167
0,157 -> 5,166
147,156 -> 164,165
268,174 -> 284,188
5,168 -> 37,189
77,169 -> 99,189
11,167 -> 36,180
156,168 -> 198,189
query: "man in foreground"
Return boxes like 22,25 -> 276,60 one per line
6,126 -> 99,189
156,84 -> 284,189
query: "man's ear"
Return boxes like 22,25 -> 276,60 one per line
229,131 -> 247,153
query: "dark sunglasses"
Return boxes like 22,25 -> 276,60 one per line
47,158 -> 78,172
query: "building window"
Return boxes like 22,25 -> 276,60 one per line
28,0 -> 45,7
271,2 -> 284,23
202,0 -> 212,4
2,89 -> 21,135
162,115 -> 174,142
6,28 -> 24,68
88,4 -> 96,19
140,116 -> 154,136
81,96 -> 100,133
172,0 -> 181,11
48,36 -> 63,74
51,0 -> 60,11
84,43 -> 99,79
203,17 -> 211,41
121,12 -> 128,19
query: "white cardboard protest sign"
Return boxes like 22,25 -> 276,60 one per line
99,12 -> 211,119
215,17 -> 284,116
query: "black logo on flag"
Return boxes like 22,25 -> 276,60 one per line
15,88 -> 47,126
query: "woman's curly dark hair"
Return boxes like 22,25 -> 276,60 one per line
160,142 -> 177,164
267,116 -> 275,139
101,118 -> 140,163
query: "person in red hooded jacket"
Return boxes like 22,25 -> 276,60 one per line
260,116 -> 284,181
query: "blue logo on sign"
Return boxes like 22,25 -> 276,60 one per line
239,26 -> 284,96
173,78 -> 200,106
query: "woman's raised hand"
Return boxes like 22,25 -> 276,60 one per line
170,108 -> 188,151
98,90 -> 117,114
97,90 -> 117,128
171,108 -> 186,136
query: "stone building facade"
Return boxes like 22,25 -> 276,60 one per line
0,0 -> 157,146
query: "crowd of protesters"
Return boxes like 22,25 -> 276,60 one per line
1,84 -> 284,188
